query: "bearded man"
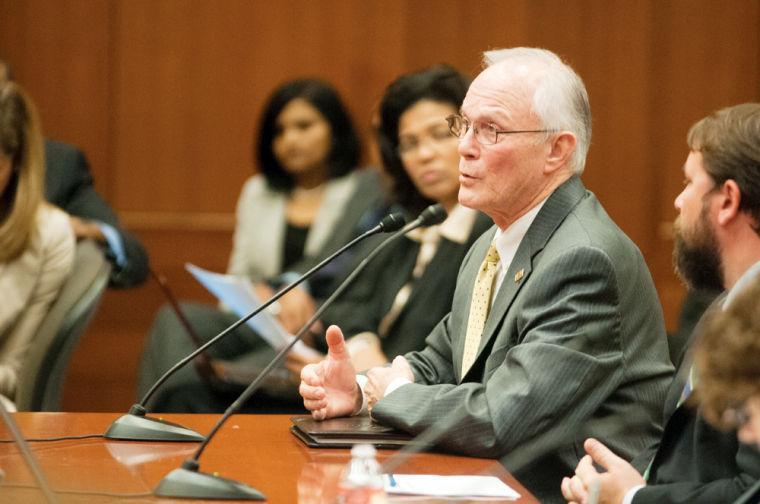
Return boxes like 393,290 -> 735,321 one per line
562,103 -> 760,504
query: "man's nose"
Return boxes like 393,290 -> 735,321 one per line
674,191 -> 684,211
457,128 -> 478,159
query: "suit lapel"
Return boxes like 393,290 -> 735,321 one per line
476,244 -> 532,355
662,293 -> 727,424
461,176 -> 587,380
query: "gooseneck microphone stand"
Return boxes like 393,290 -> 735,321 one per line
153,205 -> 446,499
104,213 -> 406,442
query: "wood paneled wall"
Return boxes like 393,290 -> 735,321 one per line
1,0 -> 758,411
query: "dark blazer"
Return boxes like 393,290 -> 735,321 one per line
44,139 -> 149,288
667,287 -> 721,366
322,212 -> 493,357
284,168 -> 388,299
632,310 -> 760,504
371,176 -> 674,503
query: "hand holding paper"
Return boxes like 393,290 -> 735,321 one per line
185,263 -> 322,361
254,281 -> 319,335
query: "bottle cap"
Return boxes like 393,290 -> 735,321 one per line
350,443 -> 376,458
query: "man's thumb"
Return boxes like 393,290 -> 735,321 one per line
325,325 -> 348,360
584,438 -> 622,470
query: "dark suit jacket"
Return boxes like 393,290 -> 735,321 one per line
322,212 -> 492,358
371,176 -> 674,503
667,287 -> 721,366
632,313 -> 760,504
281,168 -> 388,299
44,139 -> 149,288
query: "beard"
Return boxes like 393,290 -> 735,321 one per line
672,208 -> 724,292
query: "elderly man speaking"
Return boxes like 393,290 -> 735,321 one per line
299,47 -> 672,502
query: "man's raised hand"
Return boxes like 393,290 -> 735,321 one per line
299,325 -> 362,420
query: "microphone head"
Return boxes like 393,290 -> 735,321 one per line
418,204 -> 448,227
378,212 -> 406,232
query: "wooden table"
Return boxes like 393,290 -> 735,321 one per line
0,413 -> 538,503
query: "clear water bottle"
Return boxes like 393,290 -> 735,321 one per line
337,444 -> 387,504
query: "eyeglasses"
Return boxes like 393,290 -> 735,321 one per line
397,126 -> 456,157
446,114 -> 551,145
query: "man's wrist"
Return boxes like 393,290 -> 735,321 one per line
353,375 -> 369,415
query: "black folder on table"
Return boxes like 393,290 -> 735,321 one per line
290,415 -> 412,449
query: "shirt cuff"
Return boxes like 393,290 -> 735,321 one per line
353,375 -> 412,417
385,377 -> 412,396
97,222 -> 127,268
623,484 -> 645,504
353,375 -> 369,416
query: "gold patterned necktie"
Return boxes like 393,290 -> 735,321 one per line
461,244 -> 500,376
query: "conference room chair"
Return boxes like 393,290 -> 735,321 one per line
14,239 -> 111,411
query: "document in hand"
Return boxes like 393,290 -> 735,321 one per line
184,263 -> 320,359
384,474 -> 520,500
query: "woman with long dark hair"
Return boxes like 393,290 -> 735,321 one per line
137,78 -> 384,407
140,67 -> 493,413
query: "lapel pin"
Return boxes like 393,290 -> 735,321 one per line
514,269 -> 524,283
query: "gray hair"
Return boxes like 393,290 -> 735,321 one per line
483,47 -> 591,174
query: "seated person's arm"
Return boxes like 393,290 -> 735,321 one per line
50,145 -> 148,287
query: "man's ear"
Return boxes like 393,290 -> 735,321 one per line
545,132 -> 577,174
716,179 -> 742,226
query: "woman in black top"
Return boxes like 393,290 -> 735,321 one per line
141,66 -> 492,412
291,64 -> 493,374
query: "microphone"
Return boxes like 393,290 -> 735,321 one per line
0,399 -> 57,503
104,211 -> 406,443
153,205 -> 447,500
414,203 -> 447,228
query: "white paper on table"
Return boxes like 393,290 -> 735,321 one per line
184,263 -> 321,360
384,474 -> 520,500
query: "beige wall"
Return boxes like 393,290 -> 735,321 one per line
1,0 -> 758,410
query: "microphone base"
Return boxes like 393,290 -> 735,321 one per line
104,405 -> 205,442
155,466 -> 265,500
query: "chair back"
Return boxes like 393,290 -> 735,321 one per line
14,240 -> 111,411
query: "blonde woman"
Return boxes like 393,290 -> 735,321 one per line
0,82 -> 74,409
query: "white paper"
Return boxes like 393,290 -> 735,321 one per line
184,263 -> 321,359
384,474 -> 520,500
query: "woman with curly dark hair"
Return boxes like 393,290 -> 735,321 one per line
287,64 -> 493,375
